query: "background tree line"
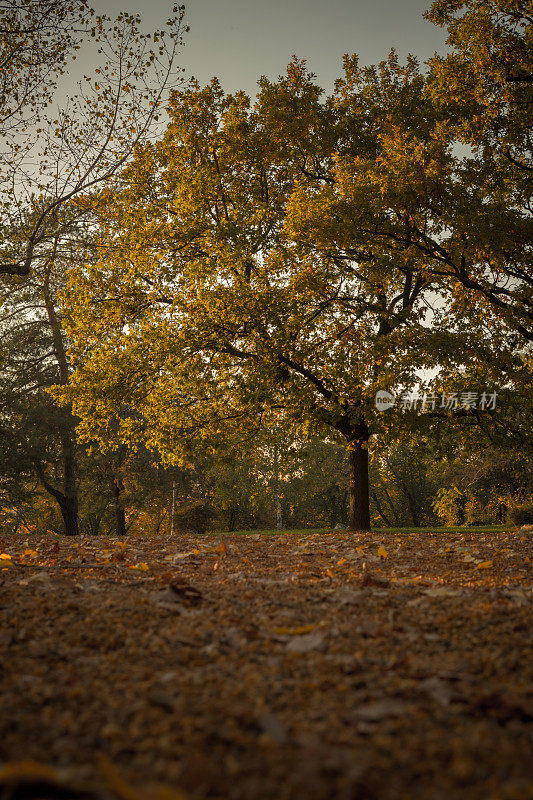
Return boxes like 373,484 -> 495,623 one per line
0,0 -> 531,535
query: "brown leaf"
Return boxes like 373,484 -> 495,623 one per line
361,573 -> 389,588
168,578 -> 203,606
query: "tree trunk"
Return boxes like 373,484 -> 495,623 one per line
406,492 -> 420,527
41,253 -> 80,536
370,489 -> 392,527
36,459 -> 79,536
348,442 -> 370,531
113,478 -> 127,538
58,494 -> 79,536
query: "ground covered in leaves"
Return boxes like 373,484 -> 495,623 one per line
0,528 -> 531,800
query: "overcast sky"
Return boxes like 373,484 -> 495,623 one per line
89,0 -> 449,96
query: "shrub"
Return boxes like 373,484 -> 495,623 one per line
175,499 -> 214,535
432,486 -> 466,526
464,496 -> 494,526
510,500 -> 533,527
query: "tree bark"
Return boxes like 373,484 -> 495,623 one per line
58,494 -> 79,536
113,477 -> 127,538
36,466 -> 79,536
348,441 -> 371,531
228,506 -> 237,532
370,488 -> 392,527
40,251 -> 80,536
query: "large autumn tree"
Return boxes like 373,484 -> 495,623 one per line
59,61 -> 457,531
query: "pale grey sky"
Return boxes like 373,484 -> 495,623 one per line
89,0 -> 449,96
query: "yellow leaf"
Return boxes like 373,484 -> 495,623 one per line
476,560 -> 492,569
0,761 -> 59,784
98,755 -> 143,800
336,558 -> 347,566
152,786 -> 190,800
274,625 -> 315,636
0,553 -> 12,560
355,546 -> 365,554
377,546 -> 389,559
129,562 -> 149,571
23,549 -> 38,558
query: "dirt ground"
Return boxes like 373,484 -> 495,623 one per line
0,528 -> 531,800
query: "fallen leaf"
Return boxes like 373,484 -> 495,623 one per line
377,546 -> 389,559
20,572 -> 52,587
361,573 -> 389,588
423,586 -> 463,598
476,560 -> 493,569
286,631 -> 324,653
333,588 -> 363,604
173,551 -> 200,560
0,760 -> 58,783
357,621 -> 379,638
503,589 -> 529,606
356,700 -> 407,721
0,760 -> 93,797
419,676 -> 453,706
274,625 -> 315,636
99,754 -> 144,800
0,553 -> 12,560
152,783 -> 190,799
166,579 -> 203,607
257,712 -> 287,745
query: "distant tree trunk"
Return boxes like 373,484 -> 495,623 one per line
324,486 -> 337,528
348,441 -> 371,531
228,506 -> 237,532
370,489 -> 392,527
59,494 -> 79,536
113,476 -> 127,537
406,492 -> 421,527
36,464 -> 79,536
40,252 -> 80,536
